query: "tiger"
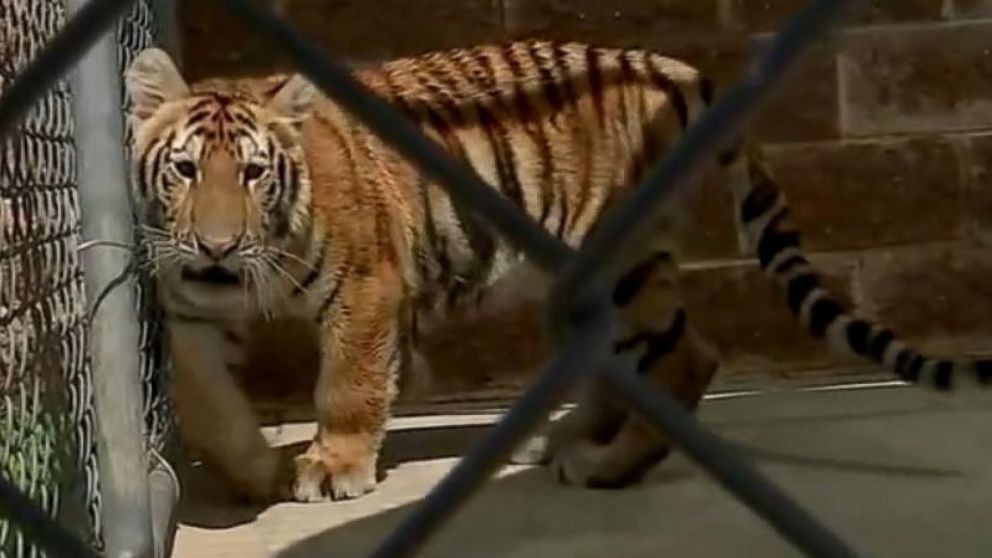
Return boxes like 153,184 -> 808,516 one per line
123,39 -> 992,503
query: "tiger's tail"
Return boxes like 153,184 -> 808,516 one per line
725,143 -> 992,390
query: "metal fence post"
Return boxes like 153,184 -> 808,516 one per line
67,0 -> 154,555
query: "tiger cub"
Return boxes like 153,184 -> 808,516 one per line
123,40 -> 992,502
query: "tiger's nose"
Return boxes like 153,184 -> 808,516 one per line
195,235 -> 240,261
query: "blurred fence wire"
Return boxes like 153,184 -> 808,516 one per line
0,0 -> 861,557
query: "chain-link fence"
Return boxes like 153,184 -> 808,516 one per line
0,0 -> 868,557
0,0 -> 175,556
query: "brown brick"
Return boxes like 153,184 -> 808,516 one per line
503,0 -> 725,48
764,137 -> 962,251
731,0 -> 945,31
418,300 -> 548,396
839,21 -> 992,136
747,40 -> 840,142
950,0 -> 992,18
961,133 -> 992,243
180,0 -> 505,79
680,171 -> 740,262
860,244 -> 992,356
682,256 -> 860,375
633,34 -> 839,143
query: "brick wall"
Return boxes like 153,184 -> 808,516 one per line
179,0 -> 992,407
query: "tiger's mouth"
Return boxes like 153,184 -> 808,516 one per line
181,265 -> 242,286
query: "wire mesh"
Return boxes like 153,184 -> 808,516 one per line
116,0 -> 174,468
0,0 -> 173,555
0,1 -> 98,555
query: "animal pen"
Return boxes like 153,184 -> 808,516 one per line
0,0 -> 880,557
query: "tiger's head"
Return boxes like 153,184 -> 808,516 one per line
124,48 -> 318,311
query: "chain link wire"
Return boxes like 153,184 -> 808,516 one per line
0,1 -> 96,555
116,0 -> 174,472
0,0 -> 172,555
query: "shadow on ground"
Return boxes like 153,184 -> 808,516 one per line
175,385 -> 992,558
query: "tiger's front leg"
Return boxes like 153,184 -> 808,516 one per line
292,277 -> 403,502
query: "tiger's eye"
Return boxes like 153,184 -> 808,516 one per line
243,163 -> 265,181
174,160 -> 197,179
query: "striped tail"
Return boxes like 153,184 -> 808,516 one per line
727,144 -> 992,391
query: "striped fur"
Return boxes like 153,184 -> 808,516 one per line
125,39 -> 990,501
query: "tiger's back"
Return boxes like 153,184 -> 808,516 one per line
330,40 -> 711,315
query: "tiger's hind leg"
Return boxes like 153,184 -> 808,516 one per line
548,250 -> 719,488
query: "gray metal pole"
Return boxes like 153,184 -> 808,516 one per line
151,0 -> 182,70
67,0 -> 154,556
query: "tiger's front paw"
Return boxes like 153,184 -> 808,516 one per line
292,434 -> 378,502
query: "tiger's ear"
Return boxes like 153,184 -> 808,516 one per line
265,74 -> 318,123
125,48 -> 190,121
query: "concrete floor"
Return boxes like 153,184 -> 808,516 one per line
171,383 -> 992,557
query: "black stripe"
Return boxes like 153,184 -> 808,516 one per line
426,65 -> 467,127
612,252 -> 671,306
808,298 -> 843,338
150,143 -> 169,193
286,161 -> 301,207
418,175 -> 452,288
868,329 -> 894,362
272,154 -> 295,237
700,77 -> 715,106
568,144 -> 594,238
895,349 -> 913,378
625,62 -> 654,185
276,153 -> 288,187
316,276 -> 342,323
186,110 -> 212,126
638,309 -> 687,372
756,209 -> 799,269
555,185 -> 569,239
612,308 -> 687,373
976,360 -> 992,385
149,131 -> 174,184
585,46 -> 606,128
740,177 -> 779,223
450,196 -> 495,283
906,354 -> 925,382
846,319 -> 871,355
533,123 -> 554,227
785,272 -> 818,315
933,360 -> 953,390
190,97 -> 214,112
269,165 -> 292,238
478,106 -> 524,208
501,45 -> 552,224
552,43 -> 579,109
137,144 -> 154,197
475,48 -> 502,97
294,241 -> 326,296
232,111 -> 256,129
612,49 -> 634,130
642,53 -> 688,129
771,254 -> 806,276
503,44 -> 536,121
529,42 -> 565,111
